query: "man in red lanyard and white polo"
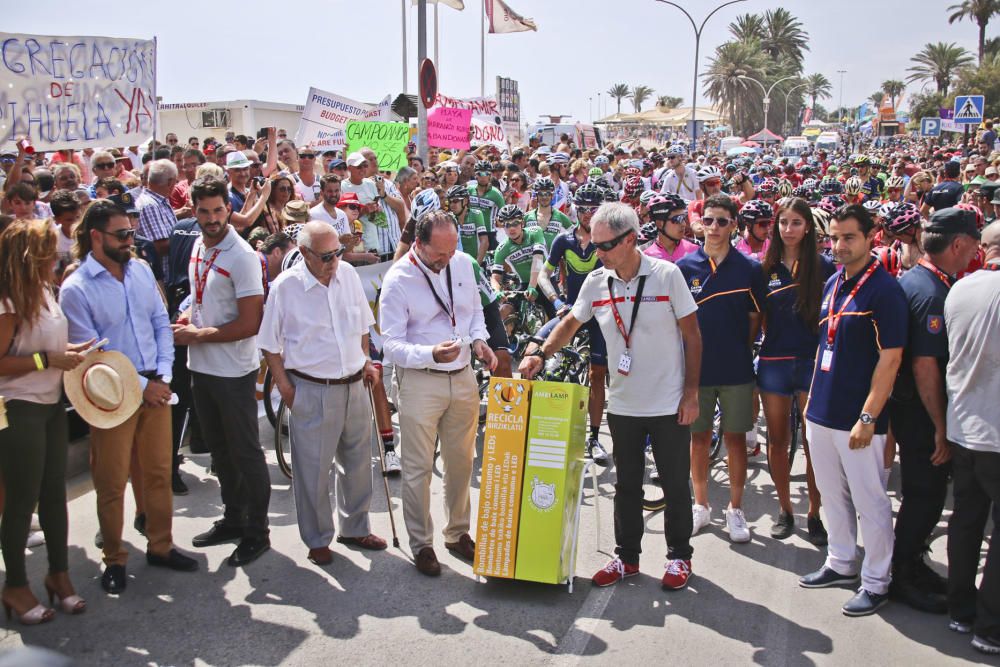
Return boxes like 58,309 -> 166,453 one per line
799,203 -> 908,617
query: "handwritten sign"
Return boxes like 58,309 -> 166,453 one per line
346,121 -> 409,172
430,93 -> 508,149
428,107 -> 472,150
294,87 -> 392,150
0,32 -> 156,151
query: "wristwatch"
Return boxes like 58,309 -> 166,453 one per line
528,349 -> 547,362
859,412 -> 875,425
160,375 -> 172,385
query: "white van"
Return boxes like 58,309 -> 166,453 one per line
782,136 -> 810,157
527,122 -> 604,150
815,132 -> 840,152
719,136 -> 745,154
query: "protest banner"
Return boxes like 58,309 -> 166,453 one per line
293,87 -> 392,150
0,32 -> 156,151
431,93 -> 509,149
427,107 -> 472,150
346,121 -> 410,171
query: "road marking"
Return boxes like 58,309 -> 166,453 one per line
548,583 -> 616,664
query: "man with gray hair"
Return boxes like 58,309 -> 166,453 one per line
258,221 -> 386,566
520,202 -> 703,591
137,159 -> 180,257
88,150 -> 118,198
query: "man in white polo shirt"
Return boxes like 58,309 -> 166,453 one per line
520,202 -> 702,591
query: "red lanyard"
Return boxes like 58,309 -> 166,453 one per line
410,253 -> 455,327
826,260 -> 879,347
193,247 -> 221,307
917,258 -> 952,288
607,275 -> 647,349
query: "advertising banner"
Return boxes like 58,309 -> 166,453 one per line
0,32 -> 156,151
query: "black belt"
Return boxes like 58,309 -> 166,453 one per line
139,371 -> 158,380
288,369 -> 363,386
418,365 -> 469,376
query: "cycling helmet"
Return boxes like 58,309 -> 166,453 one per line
878,201 -> 899,220
817,195 -> 846,215
756,178 -> 779,197
602,187 -> 619,202
844,176 -> 863,196
885,175 -> 906,190
623,166 -> 642,179
594,155 -> 610,166
639,190 -> 658,206
666,144 -> 686,157
739,199 -> 774,225
412,189 -> 441,221
798,164 -> 814,174
757,163 -> 774,176
811,207 -> 831,236
649,152 -> 664,165
777,179 -> 794,199
955,202 -> 985,230
639,222 -> 658,243
648,193 -> 688,217
588,167 -> 604,178
497,204 -> 523,223
862,199 -> 882,214
589,176 -> 610,189
818,177 -> 844,195
474,159 -> 492,173
445,184 -> 469,201
622,176 -> 644,200
853,155 -> 871,167
547,152 -> 570,165
884,203 -> 922,234
642,158 -> 655,171
792,184 -> 814,200
696,165 -> 722,183
284,223 -> 304,242
801,177 -> 819,191
574,182 -> 605,207
873,245 -> 901,277
531,176 -> 555,193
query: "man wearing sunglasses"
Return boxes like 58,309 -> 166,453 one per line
676,194 -> 767,544
292,150 -> 321,203
259,222 -> 385,567
524,177 -> 573,251
520,202 -> 702,591
447,185 -> 489,264
61,200 -> 199,593
643,194 -> 699,263
467,160 -> 506,250
491,205 -> 549,321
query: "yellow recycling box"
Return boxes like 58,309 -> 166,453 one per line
514,381 -> 590,584
473,377 -> 532,578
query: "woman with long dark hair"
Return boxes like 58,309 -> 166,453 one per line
758,197 -> 835,545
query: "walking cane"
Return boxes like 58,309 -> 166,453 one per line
367,384 -> 400,548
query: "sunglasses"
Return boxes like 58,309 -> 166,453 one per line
276,186 -> 293,193
576,205 -> 598,214
423,176 -> 438,182
704,179 -> 721,187
593,228 -> 634,251
756,218 -> 773,227
94,162 -> 115,169
345,204 -> 361,211
476,171 -> 491,176
654,213 -> 688,224
299,153 -> 316,159
305,246 -> 346,263
502,220 -> 523,228
98,228 -> 136,242
0,157 -> 14,163
701,216 -> 732,228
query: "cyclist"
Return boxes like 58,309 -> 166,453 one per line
467,159 -> 506,249
658,145 -> 699,201
447,185 -> 488,264
644,194 -> 699,263
758,197 -> 835,544
545,152 -> 573,214
735,200 -> 773,262
491,204 -> 551,325
756,177 -> 779,209
535,186 -> 610,465
524,176 -> 573,250
884,176 -> 906,204
844,176 -> 864,205
854,156 -> 884,201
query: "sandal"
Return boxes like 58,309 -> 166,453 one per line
44,575 -> 86,615
1,588 -> 54,625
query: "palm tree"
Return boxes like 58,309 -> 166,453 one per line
656,95 -> 683,110
869,91 -> 885,108
702,41 -> 769,135
629,85 -> 655,113
948,0 -> 1000,64
803,73 -> 833,109
729,13 -> 765,42
760,8 -> 809,69
907,42 -> 975,95
881,80 -> 906,108
607,83 -> 630,115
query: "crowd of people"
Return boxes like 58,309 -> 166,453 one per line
0,121 -> 997,656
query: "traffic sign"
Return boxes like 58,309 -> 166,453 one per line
920,117 -> 941,137
953,95 -> 984,125
419,59 -> 437,110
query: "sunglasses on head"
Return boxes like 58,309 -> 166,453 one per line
593,228 -> 634,251
701,216 -> 732,228
98,227 -> 136,242
306,246 -> 346,263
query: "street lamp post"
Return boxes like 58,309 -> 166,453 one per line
783,81 -> 810,134
654,0 -> 748,151
837,69 -> 847,127
738,74 -> 798,134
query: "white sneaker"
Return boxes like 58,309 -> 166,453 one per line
726,507 -> 751,543
384,450 -> 402,474
26,531 -> 45,548
691,504 -> 712,536
30,513 -> 41,532
746,430 -> 760,456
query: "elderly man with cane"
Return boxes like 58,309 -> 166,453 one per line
258,221 -> 387,566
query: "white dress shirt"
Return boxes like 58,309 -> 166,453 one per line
379,250 -> 488,370
258,260 -> 374,378
658,166 -> 699,201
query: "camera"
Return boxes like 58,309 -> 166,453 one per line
253,176 -> 266,187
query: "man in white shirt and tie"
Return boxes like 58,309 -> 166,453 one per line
379,211 -> 497,576
258,222 -> 386,566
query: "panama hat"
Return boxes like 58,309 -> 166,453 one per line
64,350 -> 142,429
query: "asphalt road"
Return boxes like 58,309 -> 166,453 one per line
0,413 -> 994,666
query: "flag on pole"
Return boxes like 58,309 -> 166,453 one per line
485,0 -> 537,33
412,0 -> 465,8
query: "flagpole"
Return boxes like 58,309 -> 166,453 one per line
401,0 -> 408,92
480,0 -> 486,96
434,0 -> 440,77
417,0 -> 428,162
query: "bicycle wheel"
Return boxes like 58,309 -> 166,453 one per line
262,369 -> 281,428
709,402 -> 723,460
274,400 -> 293,479
789,397 -> 802,469
642,438 -> 666,512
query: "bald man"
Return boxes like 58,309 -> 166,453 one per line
258,222 -> 386,566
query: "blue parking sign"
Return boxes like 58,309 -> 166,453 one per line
920,117 -> 941,137
953,95 -> 984,125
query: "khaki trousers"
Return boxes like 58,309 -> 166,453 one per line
396,366 -> 479,553
90,404 -> 173,566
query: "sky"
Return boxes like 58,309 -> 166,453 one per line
4,0 -> 988,131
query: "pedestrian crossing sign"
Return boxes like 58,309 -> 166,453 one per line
953,95 -> 984,125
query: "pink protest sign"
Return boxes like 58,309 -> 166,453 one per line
427,107 -> 473,150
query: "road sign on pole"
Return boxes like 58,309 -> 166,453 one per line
920,117 -> 941,137
953,95 -> 984,125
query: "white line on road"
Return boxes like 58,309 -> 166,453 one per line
548,583 -> 616,665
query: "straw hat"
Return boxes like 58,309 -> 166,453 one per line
64,351 -> 142,429
282,200 -> 310,224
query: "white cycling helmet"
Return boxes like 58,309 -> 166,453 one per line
412,189 -> 441,221
696,165 -> 722,183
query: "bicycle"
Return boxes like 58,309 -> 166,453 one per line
262,368 -> 281,428
273,399 -> 293,479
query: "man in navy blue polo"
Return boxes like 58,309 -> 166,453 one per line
888,207 -> 981,614
677,194 -> 766,544
799,203 -> 908,618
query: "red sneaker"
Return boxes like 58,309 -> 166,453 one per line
592,558 -> 639,587
661,559 -> 692,590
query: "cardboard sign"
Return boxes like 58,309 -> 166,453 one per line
427,107 -> 472,150
431,93 -> 508,149
293,87 -> 391,150
0,32 -> 156,151
345,121 -> 409,172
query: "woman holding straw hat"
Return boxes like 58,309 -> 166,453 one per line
0,219 -> 92,624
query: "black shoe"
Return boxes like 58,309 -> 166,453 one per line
799,566 -> 860,589
146,548 -> 199,572
889,566 -> 947,614
972,633 -> 1000,655
587,438 -> 609,467
807,514 -> 828,547
843,588 -> 889,617
101,564 -> 127,594
910,554 -> 948,595
172,470 -> 189,496
133,513 -> 146,537
192,520 -> 244,548
770,511 -> 794,540
228,537 -> 271,567
188,435 -> 209,454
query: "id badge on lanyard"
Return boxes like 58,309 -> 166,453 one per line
608,275 -> 646,376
